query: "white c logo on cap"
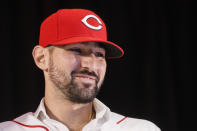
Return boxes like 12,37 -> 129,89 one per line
81,15 -> 102,30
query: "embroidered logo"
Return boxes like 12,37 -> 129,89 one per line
81,15 -> 102,30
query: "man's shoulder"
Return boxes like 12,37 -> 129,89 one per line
0,121 -> 17,131
0,112 -> 39,131
108,112 -> 161,131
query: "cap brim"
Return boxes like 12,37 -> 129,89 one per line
49,36 -> 124,59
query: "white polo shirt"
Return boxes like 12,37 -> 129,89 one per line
0,98 -> 161,131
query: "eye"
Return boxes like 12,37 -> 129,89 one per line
68,48 -> 82,54
95,52 -> 105,58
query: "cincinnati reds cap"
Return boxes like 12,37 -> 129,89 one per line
39,9 -> 124,58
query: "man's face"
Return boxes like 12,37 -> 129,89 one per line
47,42 -> 107,103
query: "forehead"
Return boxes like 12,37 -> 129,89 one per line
64,42 -> 105,50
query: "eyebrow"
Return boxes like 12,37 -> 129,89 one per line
47,42 -> 106,51
93,42 -> 106,49
67,43 -> 105,49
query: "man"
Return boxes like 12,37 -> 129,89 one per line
0,9 -> 160,131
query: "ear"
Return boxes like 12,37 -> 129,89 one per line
32,45 -> 48,71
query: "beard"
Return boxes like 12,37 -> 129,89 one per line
48,57 -> 101,104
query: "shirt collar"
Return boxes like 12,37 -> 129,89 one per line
93,98 -> 111,120
34,98 -> 50,120
34,98 -> 111,122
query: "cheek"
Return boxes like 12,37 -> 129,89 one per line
96,60 -> 106,88
53,53 -> 79,74
97,60 -> 107,80
64,56 -> 79,72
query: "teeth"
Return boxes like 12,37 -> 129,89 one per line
83,77 -> 91,79
77,76 -> 92,79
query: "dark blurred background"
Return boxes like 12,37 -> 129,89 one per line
0,0 -> 193,131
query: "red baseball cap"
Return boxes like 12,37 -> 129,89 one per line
39,9 -> 124,59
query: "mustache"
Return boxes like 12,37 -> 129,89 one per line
71,69 -> 99,81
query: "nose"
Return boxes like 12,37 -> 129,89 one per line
80,54 -> 95,70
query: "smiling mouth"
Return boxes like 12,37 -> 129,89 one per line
73,74 -> 97,81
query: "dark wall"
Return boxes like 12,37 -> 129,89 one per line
0,0 -> 193,131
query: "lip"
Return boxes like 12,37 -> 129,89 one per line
73,74 -> 97,80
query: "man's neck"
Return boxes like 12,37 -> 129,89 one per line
44,95 -> 95,131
